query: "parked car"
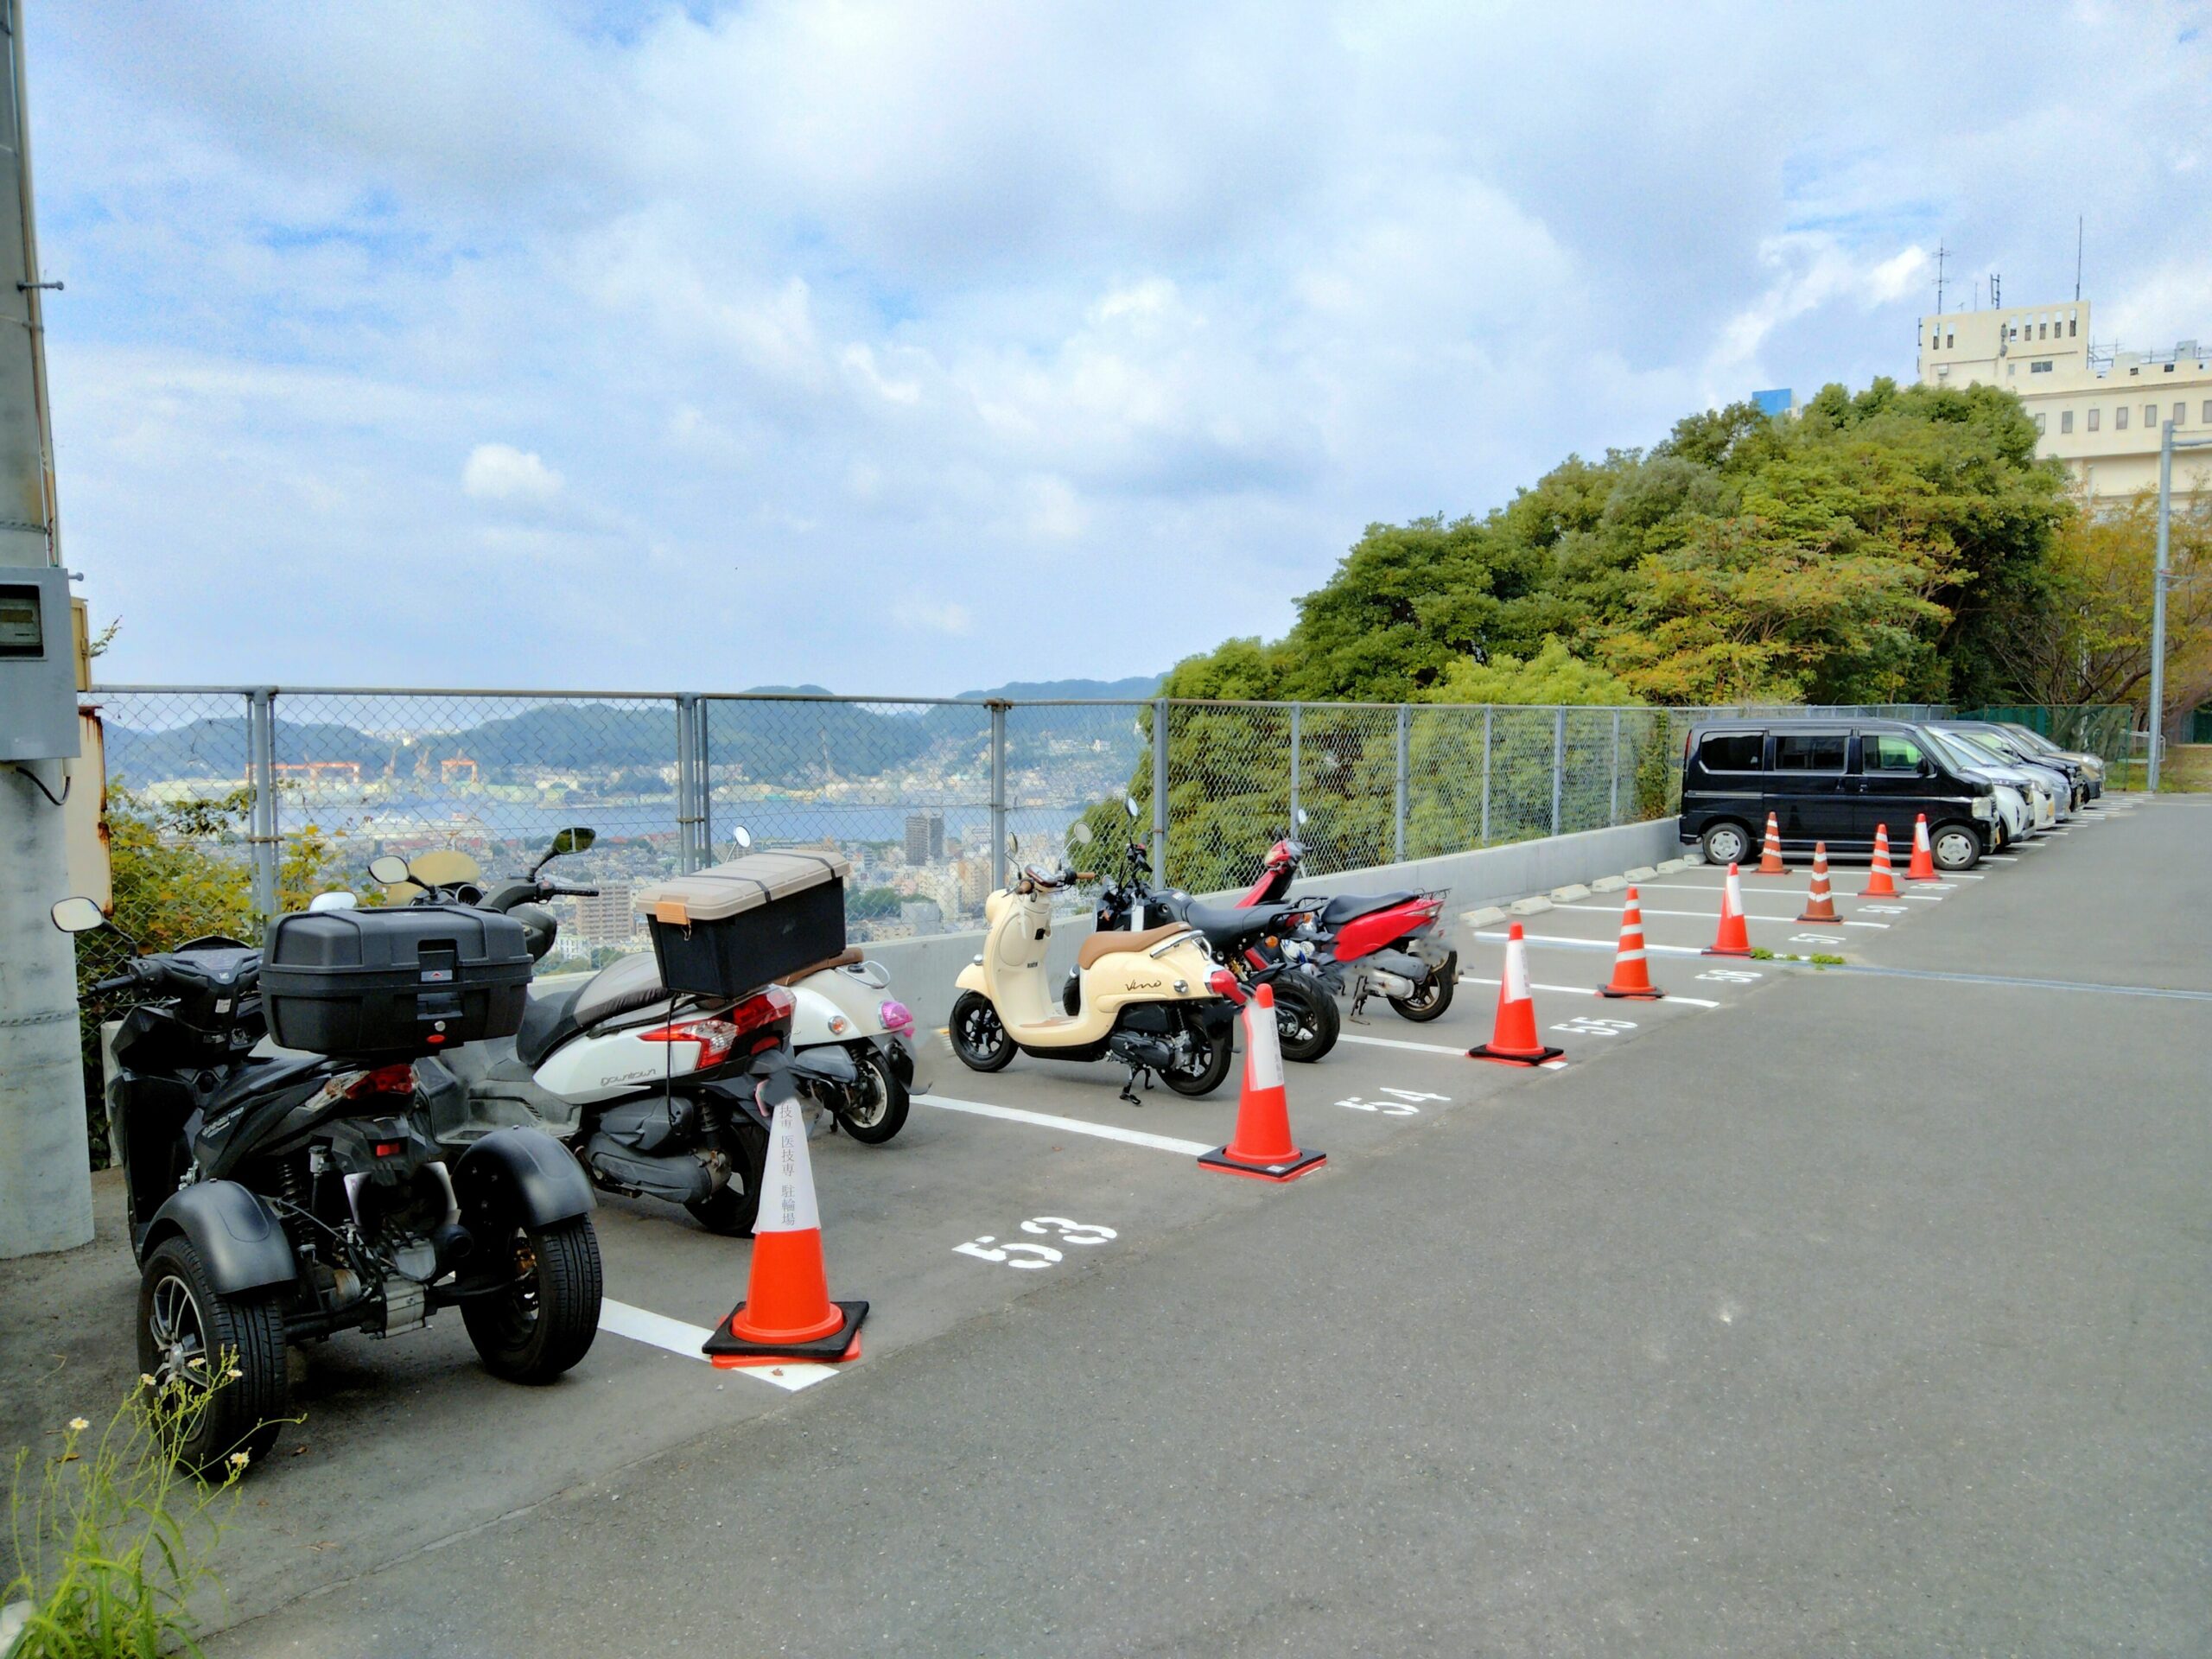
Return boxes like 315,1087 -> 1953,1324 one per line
1678,718 -> 1997,870
1995,721 -> 2107,800
1936,723 -> 2083,814
1916,726 -> 2040,842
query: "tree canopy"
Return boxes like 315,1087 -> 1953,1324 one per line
1160,378 -> 2074,709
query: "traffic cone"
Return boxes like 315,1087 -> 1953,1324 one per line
1906,813 -> 1941,882
1599,887 -> 1665,1000
702,1092 -> 867,1367
1797,843 -> 1840,922
1469,923 -> 1566,1065
1861,825 -> 1901,897
1756,812 -> 1786,875
1703,863 -> 1754,957
1198,982 -> 1325,1182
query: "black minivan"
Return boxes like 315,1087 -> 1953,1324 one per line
1678,718 -> 1996,871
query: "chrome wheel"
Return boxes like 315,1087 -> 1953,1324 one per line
147,1272 -> 210,1388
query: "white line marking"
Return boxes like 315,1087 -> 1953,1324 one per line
1478,929 -> 1703,957
1462,975 -> 1721,1008
914,1092 -> 1212,1156
1550,903 -> 1890,929
598,1300 -> 838,1392
1337,1032 -> 1478,1058
1623,880 -> 1942,902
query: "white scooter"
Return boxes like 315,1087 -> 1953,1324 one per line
384,829 -> 911,1236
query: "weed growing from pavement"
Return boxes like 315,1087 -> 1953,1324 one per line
4,1371 -> 252,1656
1749,947 -> 1776,960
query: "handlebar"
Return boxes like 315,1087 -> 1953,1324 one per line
543,883 -> 600,898
91,958 -> 156,995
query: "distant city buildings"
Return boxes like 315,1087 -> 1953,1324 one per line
570,881 -> 638,944
904,810 -> 944,865
1918,298 -> 2209,499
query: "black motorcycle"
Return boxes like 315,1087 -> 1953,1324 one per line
1064,807 -> 1342,1063
53,894 -> 602,1475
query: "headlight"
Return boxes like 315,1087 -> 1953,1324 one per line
1971,798 -> 1993,819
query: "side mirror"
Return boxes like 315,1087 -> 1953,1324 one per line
50,894 -> 106,933
1917,760 -> 1936,779
550,826 -> 596,857
1071,822 -> 1095,846
1124,795 -> 1142,821
730,825 -> 753,852
368,854 -> 411,885
1294,807 -> 1309,827
308,890 -> 359,912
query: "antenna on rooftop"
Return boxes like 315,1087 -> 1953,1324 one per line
1934,242 -> 1948,314
1991,271 -> 2001,308
2074,215 -> 2083,302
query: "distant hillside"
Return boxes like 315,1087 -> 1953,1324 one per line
952,675 -> 1161,702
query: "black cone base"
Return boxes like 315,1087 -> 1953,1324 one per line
702,1300 -> 868,1366
1467,1042 -> 1566,1067
1598,985 -> 1665,1000
1197,1145 -> 1327,1183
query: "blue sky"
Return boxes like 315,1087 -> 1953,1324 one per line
36,0 -> 2212,693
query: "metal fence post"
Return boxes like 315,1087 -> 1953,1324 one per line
694,696 -> 713,860
1550,705 -> 1566,837
988,702 -> 1008,891
1151,698 -> 1169,884
1287,701 -> 1301,828
247,689 -> 279,925
1609,709 -> 1622,825
1479,706 -> 1492,845
1394,704 -> 1409,862
673,695 -> 700,871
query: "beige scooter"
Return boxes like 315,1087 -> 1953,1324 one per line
950,855 -> 1243,1103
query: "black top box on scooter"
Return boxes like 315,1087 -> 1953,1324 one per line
260,905 -> 533,1059
635,849 -> 849,997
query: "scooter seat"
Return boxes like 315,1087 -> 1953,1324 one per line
1317,891 -> 1419,928
1162,895 -> 1301,947
515,951 -> 671,1068
1076,922 -> 1191,969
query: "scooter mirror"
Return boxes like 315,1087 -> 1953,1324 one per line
1294,807 -> 1309,826
49,895 -> 106,933
409,849 -> 482,887
367,854 -> 410,885
308,890 -> 359,912
1071,822 -> 1094,845
730,826 -> 753,851
1125,796 -> 1142,820
550,826 -> 596,856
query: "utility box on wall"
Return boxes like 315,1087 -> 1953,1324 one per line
0,564 -> 79,760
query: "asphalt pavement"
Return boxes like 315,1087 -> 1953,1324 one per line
11,799 -> 2207,1656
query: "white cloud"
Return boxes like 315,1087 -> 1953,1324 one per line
37,1 -> 2212,690
461,443 -> 564,503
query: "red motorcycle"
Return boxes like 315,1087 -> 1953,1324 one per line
1237,814 -> 1456,1023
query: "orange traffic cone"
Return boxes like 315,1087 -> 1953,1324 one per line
1469,923 -> 1566,1065
1198,982 -> 1325,1181
1703,863 -> 1754,957
1756,812 -> 1786,875
1599,887 -> 1665,1000
1906,813 -> 1941,882
1861,825 -> 1901,897
1797,842 -> 1840,921
702,1090 -> 866,1367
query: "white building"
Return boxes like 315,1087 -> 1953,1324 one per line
1917,299 -> 2211,499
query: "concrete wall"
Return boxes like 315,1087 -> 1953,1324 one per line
862,817 -> 1683,1032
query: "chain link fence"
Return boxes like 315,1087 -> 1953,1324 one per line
75,683 -> 1958,1161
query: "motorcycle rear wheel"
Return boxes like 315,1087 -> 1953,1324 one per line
137,1236 -> 290,1476
687,1111 -> 769,1236
1162,1017 -> 1236,1097
463,1217 -> 603,1383
1387,953 -> 1457,1023
1272,977 -> 1340,1063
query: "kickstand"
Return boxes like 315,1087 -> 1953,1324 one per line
1348,984 -> 1373,1022
1118,1065 -> 1152,1107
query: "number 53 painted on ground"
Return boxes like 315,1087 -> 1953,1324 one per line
953,1217 -> 1118,1269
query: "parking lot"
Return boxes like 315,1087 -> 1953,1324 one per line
6,794 -> 2209,1656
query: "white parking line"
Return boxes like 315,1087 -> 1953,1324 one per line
1624,880 -> 1943,903
915,1092 -> 1213,1156
1337,1032 -> 1478,1058
1550,902 -> 1891,930
1478,929 -> 1704,957
598,1300 -> 839,1392
1460,975 -> 1722,1008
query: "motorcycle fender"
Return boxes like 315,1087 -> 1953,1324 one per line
880,1033 -> 915,1086
954,962 -> 988,996
144,1181 -> 296,1297
452,1127 -> 595,1230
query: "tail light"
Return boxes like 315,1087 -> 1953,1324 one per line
641,987 -> 794,1071
1205,967 -> 1247,1005
343,1064 -> 416,1099
879,998 -> 915,1038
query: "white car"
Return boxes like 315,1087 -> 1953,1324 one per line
1919,728 -> 2037,842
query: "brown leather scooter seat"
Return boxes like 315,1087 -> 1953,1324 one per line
1076,923 -> 1190,970
773,946 -> 864,987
